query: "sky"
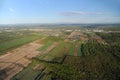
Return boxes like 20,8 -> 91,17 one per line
0,0 -> 120,24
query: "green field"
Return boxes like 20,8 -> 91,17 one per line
38,41 -> 53,51
40,36 -> 63,44
78,44 -> 82,56
69,41 -> 76,55
0,35 -> 41,55
37,41 -> 71,62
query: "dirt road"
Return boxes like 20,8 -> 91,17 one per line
74,43 -> 79,56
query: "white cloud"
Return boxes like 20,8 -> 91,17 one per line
9,8 -> 15,12
61,11 -> 103,16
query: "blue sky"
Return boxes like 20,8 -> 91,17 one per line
0,0 -> 120,24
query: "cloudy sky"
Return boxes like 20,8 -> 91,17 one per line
0,0 -> 120,24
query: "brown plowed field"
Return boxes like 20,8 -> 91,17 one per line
0,38 -> 44,80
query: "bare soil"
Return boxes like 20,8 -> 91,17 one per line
0,38 -> 44,80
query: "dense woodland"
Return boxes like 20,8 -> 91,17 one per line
96,32 -> 120,44
50,33 -> 120,80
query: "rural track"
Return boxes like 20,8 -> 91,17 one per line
74,43 -> 79,56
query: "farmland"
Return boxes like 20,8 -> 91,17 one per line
0,30 -> 44,55
0,25 -> 120,80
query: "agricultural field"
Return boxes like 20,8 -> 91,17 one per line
0,30 -> 44,55
0,25 -> 120,80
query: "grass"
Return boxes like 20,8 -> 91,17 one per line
78,44 -> 82,56
0,35 -> 41,55
69,41 -> 76,55
0,32 -> 21,43
37,41 -> 71,62
38,41 -> 53,51
40,36 -> 63,44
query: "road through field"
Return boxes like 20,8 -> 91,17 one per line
74,43 -> 79,56
0,38 -> 45,80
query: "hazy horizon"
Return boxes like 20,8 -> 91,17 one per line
0,0 -> 120,24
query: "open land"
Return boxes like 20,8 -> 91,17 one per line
0,24 -> 120,80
